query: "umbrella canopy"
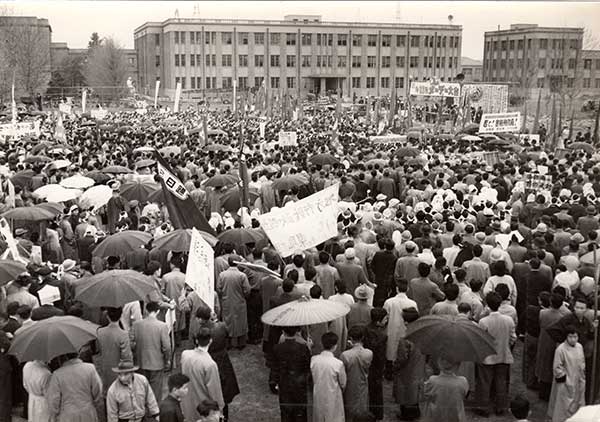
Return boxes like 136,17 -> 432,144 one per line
221,186 -> 260,212
485,138 -> 511,147
24,155 -> 50,164
207,129 -> 227,136
119,179 -> 161,202
204,173 -> 239,188
31,142 -> 55,155
48,147 -> 73,156
74,269 -> 157,307
395,147 -> 421,158
79,185 -> 113,210
10,170 -> 35,188
33,184 -> 64,199
8,316 -> 99,362
146,188 -> 165,203
154,228 -> 218,252
46,188 -> 82,203
580,249 -> 600,265
2,206 -> 54,221
308,153 -> 340,166
272,174 -> 309,191
405,315 -> 496,362
218,228 -> 263,251
135,159 -> 156,169
0,260 -> 27,286
133,146 -> 155,153
35,202 -> 64,217
45,159 -> 71,171
261,297 -> 350,326
235,261 -> 281,279
92,230 -> 152,257
459,135 -> 483,142
159,145 -> 181,156
101,165 -> 132,174
85,170 -> 112,183
568,142 -> 594,153
59,175 -> 95,189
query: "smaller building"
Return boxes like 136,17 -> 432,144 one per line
460,57 -> 482,82
581,49 -> 600,96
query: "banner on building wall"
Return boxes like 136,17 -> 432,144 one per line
409,81 -> 461,97
479,112 -> 521,133
173,81 -> 182,113
462,84 -> 509,114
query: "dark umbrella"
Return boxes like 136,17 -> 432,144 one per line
85,170 -> 112,184
153,228 -> 218,252
92,230 -> 152,257
74,270 -> 157,307
218,228 -> 264,252
204,173 -> 239,188
272,174 -> 309,191
569,142 -> 594,154
24,155 -> 51,164
35,202 -> 64,217
2,206 -> 54,221
10,170 -> 35,188
146,188 -> 165,203
0,260 -> 27,286
119,180 -> 161,202
101,165 -> 133,174
395,147 -> 421,158
308,153 -> 340,166
221,186 -> 260,212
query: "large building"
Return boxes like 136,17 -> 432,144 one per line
459,57 -> 483,82
134,15 -> 462,99
581,49 -> 600,93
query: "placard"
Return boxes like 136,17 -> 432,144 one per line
90,109 -> 108,120
278,131 -> 298,147
370,135 -> 406,144
38,285 -> 61,305
0,121 -> 40,139
173,81 -> 182,113
462,84 -> 509,113
58,103 -> 72,114
479,112 -> 521,134
524,172 -> 553,192
136,108 -> 148,115
410,81 -> 461,98
258,183 -> 339,257
185,228 -> 215,310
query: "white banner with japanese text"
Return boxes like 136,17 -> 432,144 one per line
479,112 -> 521,133
185,228 -> 215,311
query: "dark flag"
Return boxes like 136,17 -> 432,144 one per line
155,153 -> 215,235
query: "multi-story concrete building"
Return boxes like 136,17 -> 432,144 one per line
134,15 -> 462,99
459,57 -> 483,82
581,49 -> 600,93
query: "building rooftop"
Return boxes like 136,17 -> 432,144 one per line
485,24 -> 583,36
461,57 -> 483,67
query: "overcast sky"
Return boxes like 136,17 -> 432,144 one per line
3,1 -> 600,59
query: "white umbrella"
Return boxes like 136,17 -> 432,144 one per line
261,297 -> 350,326
46,188 -> 82,203
567,405 -> 600,422
33,184 -> 64,199
133,146 -> 155,153
45,159 -> 71,171
79,185 -> 113,210
460,135 -> 482,142
60,175 -> 95,189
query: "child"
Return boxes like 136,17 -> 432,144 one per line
510,396 -> 531,421
159,373 -> 190,422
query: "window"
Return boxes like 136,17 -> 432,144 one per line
270,77 -> 280,88
196,32 -> 202,44
286,77 -> 295,89
509,40 -> 515,49
301,33 -> 311,46
410,56 -> 419,68
493,41 -> 498,50
327,34 -> 333,46
517,39 -> 524,49
583,78 -> 591,88
381,56 -> 390,68
174,32 -> 179,44
175,76 -> 180,87
436,57 -> 441,68
180,32 -> 186,44
381,35 -> 391,47
395,77 -> 404,88
196,77 -> 202,89
316,34 -> 322,46
366,77 -> 375,88
270,33 -> 280,44
454,36 -> 459,48
396,56 -> 405,67
567,78 -> 574,88
410,36 -> 420,47
568,58 -> 577,69
381,77 -> 389,88
238,77 -> 247,89
596,79 -> 600,89
211,54 -> 216,66
397,35 -> 406,47
180,54 -> 185,66
196,54 -> 201,66
222,54 -> 232,67
254,55 -> 264,67
222,32 -> 232,45
538,58 -> 546,68
337,34 -> 347,46
322,56 -> 332,67
367,56 -> 376,68
190,32 -> 195,44
352,35 -> 362,47
222,77 -> 232,89
254,77 -> 262,87
352,56 -> 361,68
570,39 -> 579,49
239,32 -> 249,45
508,59 -> 514,68
449,56 -> 453,68
584,59 -> 592,69
539,39 -> 548,49
352,77 -> 361,88
316,56 -> 321,67
286,55 -> 296,67
270,55 -> 280,67
239,55 -> 248,67
190,54 -> 195,66
286,33 -> 296,45
302,55 -> 311,67
527,39 -> 532,48
596,59 -> 600,70
205,77 -> 214,89
155,55 -> 160,67
154,34 -> 160,45
501,40 -> 507,51
206,55 -> 211,66
367,34 -> 377,47
436,36 -> 441,48
441,57 -> 446,68
337,56 -> 346,67
254,33 -> 264,45
174,54 -> 180,67
442,36 -> 446,48
180,77 -> 186,89
191,77 -> 196,89
205,32 -> 214,44
500,59 -> 506,68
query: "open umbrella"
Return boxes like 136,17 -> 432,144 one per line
0,260 -> 27,286
60,175 -> 95,189
159,146 -> 181,156
79,185 -> 113,210
45,159 -> 71,171
406,315 -> 496,362
85,170 -> 112,184
261,297 -> 350,326
33,184 -> 64,199
46,188 -> 82,203
92,230 -> 152,257
8,316 -> 99,362
308,153 -> 340,166
459,135 -> 482,142
119,179 -> 161,202
221,186 -> 260,212
133,146 -> 155,153
272,174 -> 309,191
101,165 -> 132,174
235,261 -> 281,279
135,159 -> 156,169
365,158 -> 389,167
218,228 -> 263,251
31,142 -> 55,155
207,129 -> 227,136
10,170 -> 35,188
204,173 -> 239,188
35,202 -> 64,217
146,188 -> 165,203
395,147 -> 421,158
24,155 -> 50,164
568,142 -> 594,154
154,228 -> 218,251
48,147 -> 73,156
2,206 -> 55,221
74,269 -> 157,307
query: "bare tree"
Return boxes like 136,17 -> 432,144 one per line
583,28 -> 600,50
84,37 -> 128,102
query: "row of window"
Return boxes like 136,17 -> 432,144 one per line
486,37 -> 580,52
173,75 -> 412,90
161,31 -> 460,48
583,59 -> 600,70
486,57 -> 578,70
533,77 -> 600,89
170,53 -> 459,69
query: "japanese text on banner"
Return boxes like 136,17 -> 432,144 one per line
258,184 -> 339,257
185,228 -> 215,311
409,81 -> 461,98
479,112 -> 521,133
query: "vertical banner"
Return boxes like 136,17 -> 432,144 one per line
154,80 -> 161,108
82,89 -> 87,114
259,120 -> 266,138
232,79 -> 237,116
202,113 -> 209,146
173,81 -> 182,113
185,228 -> 215,311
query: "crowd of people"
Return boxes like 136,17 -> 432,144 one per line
0,101 -> 599,422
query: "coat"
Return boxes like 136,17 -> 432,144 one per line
23,361 -> 52,422
548,341 -> 586,422
96,322 -> 132,392
273,339 -> 311,407
0,351 -> 12,422
383,293 -> 418,360
422,373 -> 469,422
217,267 -> 251,338
536,308 -> 570,383
46,358 -> 102,422
130,316 -> 171,371
363,323 -> 387,420
181,348 -> 224,422
341,345 -> 372,418
311,351 -> 346,422
393,338 -> 426,405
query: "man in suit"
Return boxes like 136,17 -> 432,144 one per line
96,307 -> 133,394
130,301 -> 171,402
336,248 -> 374,301
363,308 -> 388,421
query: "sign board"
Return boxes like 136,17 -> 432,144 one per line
479,112 -> 521,134
554,148 -> 570,159
370,135 -> 407,144
410,81 -> 461,98
482,152 -> 501,167
258,183 -> 339,257
0,121 -> 41,139
58,103 -> 72,114
173,81 -> 182,113
278,131 -> 298,147
519,134 -> 541,144
90,109 -> 108,120
259,121 -> 266,138
524,172 -> 553,192
185,228 -> 215,310
38,285 -> 61,306
462,84 -> 509,114
136,108 -> 148,115
154,80 -> 161,108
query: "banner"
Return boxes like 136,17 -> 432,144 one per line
524,172 -> 553,192
482,151 -> 501,167
409,81 -> 460,97
0,218 -> 19,260
0,121 -> 40,139
370,134 -> 406,144
81,90 -> 87,114
185,228 -> 215,311
173,81 -> 182,113
462,84 -> 508,114
278,131 -> 298,147
90,109 -> 108,120
58,103 -> 72,115
136,108 -> 148,115
258,183 -> 339,257
479,112 -> 521,134
259,121 -> 266,138
154,80 -> 160,108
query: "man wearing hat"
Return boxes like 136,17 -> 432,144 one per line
106,360 -> 160,422
337,248 -> 375,304
347,285 -> 374,330
106,180 -> 127,234
576,204 -> 599,240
